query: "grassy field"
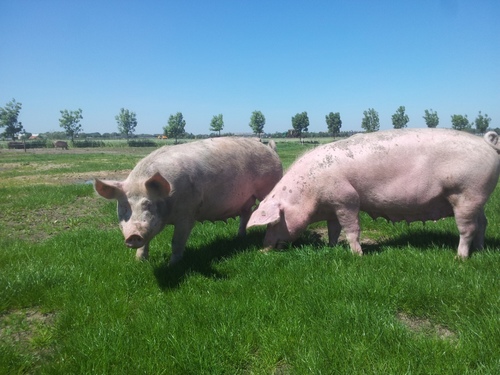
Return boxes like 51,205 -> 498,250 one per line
1,141 -> 500,374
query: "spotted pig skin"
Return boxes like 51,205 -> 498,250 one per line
248,129 -> 500,258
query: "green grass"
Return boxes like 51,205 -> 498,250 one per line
1,141 -> 500,374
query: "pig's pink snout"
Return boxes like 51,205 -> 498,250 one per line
125,234 -> 145,249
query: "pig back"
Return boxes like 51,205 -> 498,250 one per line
289,129 -> 500,223
335,129 -> 500,190
130,137 -> 282,221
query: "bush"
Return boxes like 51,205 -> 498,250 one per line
127,139 -> 157,147
6,140 -> 48,149
73,140 -> 106,148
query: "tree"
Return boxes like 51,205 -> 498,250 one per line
249,110 -> 266,137
392,106 -> 409,129
291,111 -> 309,138
474,111 -> 491,134
115,108 -> 138,139
0,98 -> 24,140
361,108 -> 380,132
164,112 -> 186,144
209,114 -> 224,136
19,129 -> 30,152
451,114 -> 470,131
59,108 -> 83,142
325,112 -> 342,138
423,109 -> 439,128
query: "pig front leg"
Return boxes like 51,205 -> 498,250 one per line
334,192 -> 363,255
135,243 -> 149,260
343,224 -> 362,255
169,220 -> 195,265
336,208 -> 363,255
327,219 -> 341,246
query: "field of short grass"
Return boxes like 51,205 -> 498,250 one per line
1,141 -> 500,374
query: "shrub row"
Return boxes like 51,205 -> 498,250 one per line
6,140 -> 48,149
127,139 -> 158,147
72,140 -> 106,148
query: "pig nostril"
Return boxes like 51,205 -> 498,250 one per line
125,235 -> 144,248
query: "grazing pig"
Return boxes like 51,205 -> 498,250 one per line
94,138 -> 282,264
53,140 -> 68,150
247,129 -> 500,258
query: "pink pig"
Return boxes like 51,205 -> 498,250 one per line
95,137 -> 282,264
248,129 -> 500,258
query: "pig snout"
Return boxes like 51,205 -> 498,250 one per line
125,234 -> 146,249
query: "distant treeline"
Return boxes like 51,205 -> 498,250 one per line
4,128 -> 498,150
35,130 -> 362,141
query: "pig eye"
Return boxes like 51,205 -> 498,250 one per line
118,202 -> 131,221
141,199 -> 153,211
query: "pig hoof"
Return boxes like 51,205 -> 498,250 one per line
259,247 -> 272,254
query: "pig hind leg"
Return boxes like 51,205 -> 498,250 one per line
473,209 -> 487,251
453,201 -> 486,258
238,196 -> 258,236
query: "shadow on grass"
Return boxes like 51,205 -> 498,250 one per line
364,231 -> 500,256
153,231 -> 264,290
154,226 -> 500,290
297,227 -> 500,256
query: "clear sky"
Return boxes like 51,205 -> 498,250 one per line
1,0 -> 499,135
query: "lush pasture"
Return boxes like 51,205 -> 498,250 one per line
1,141 -> 500,374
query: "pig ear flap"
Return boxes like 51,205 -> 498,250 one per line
145,172 -> 171,196
247,202 -> 281,228
94,179 -> 124,200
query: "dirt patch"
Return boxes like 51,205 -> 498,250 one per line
3,195 -> 117,243
308,227 -> 379,246
397,312 -> 457,341
1,146 -> 155,155
11,170 -> 130,186
0,308 -> 56,343
273,361 -> 292,375
0,308 -> 56,363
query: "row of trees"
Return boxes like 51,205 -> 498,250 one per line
0,99 -> 270,142
360,106 -> 491,133
166,107 -> 491,140
164,110 -> 268,143
0,98 -> 494,141
0,99 -> 86,142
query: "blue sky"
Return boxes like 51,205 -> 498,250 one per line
1,0 -> 499,135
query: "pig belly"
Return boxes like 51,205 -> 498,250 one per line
195,193 -> 255,222
360,196 -> 454,223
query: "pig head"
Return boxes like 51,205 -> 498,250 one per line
94,172 -> 170,258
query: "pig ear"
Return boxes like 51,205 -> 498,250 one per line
94,179 -> 124,200
145,172 -> 171,196
247,201 -> 281,228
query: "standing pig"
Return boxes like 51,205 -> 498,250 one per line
53,140 -> 68,150
247,129 -> 500,258
95,138 -> 282,264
